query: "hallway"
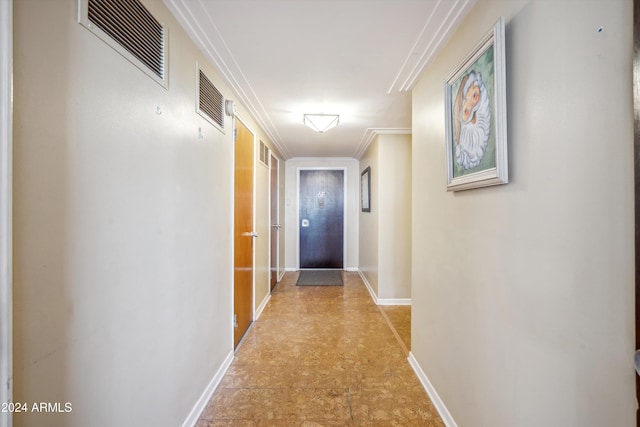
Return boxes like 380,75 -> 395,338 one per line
196,272 -> 443,426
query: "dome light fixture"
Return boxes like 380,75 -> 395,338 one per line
303,113 -> 340,133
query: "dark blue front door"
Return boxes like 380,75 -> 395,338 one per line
299,169 -> 344,269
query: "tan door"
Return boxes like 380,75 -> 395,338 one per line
270,154 -> 279,290
234,119 -> 254,348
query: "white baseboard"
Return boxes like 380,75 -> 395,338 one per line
407,352 -> 458,427
254,294 -> 271,320
357,270 -> 410,306
357,270 -> 379,304
377,298 -> 411,306
285,267 -> 297,272
182,350 -> 234,427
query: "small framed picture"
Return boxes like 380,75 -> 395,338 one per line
444,17 -> 508,191
361,166 -> 371,212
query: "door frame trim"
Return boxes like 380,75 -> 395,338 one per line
295,167 -> 347,270
0,1 -> 12,425
269,153 -> 283,285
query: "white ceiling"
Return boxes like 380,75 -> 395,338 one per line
164,0 -> 476,159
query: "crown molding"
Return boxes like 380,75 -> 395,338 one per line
288,157 -> 358,163
387,0 -> 476,93
163,0 -> 291,159
353,128 -> 412,160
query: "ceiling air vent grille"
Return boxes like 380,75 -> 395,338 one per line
81,0 -> 166,85
198,70 -> 224,129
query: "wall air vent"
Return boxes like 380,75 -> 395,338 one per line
78,0 -> 167,88
198,69 -> 225,130
259,140 -> 269,166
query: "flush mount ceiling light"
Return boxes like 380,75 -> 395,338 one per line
303,114 -> 340,133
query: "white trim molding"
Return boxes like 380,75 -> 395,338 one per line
254,294 -> 271,321
357,270 -> 410,306
0,1 -> 13,426
357,270 -> 378,305
163,0 -> 290,159
377,298 -> 411,306
408,352 -> 458,427
353,128 -> 412,160
181,351 -> 234,427
387,0 -> 476,93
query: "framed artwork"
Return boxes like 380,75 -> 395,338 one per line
444,17 -> 508,191
361,166 -> 371,212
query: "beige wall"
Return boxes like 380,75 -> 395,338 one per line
284,158 -> 359,271
411,0 -> 634,426
13,0 -> 276,425
378,134 -> 411,300
359,139 -> 379,295
359,134 -> 412,301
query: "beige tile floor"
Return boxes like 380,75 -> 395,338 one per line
196,271 -> 443,426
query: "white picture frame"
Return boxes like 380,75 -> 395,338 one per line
444,17 -> 508,191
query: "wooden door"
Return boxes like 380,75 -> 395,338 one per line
270,155 -> 280,290
234,119 -> 254,348
299,169 -> 344,269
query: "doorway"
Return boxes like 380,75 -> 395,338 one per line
233,118 -> 255,348
298,169 -> 345,269
269,154 -> 280,290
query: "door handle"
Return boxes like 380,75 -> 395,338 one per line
243,231 -> 259,238
272,224 -> 281,229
